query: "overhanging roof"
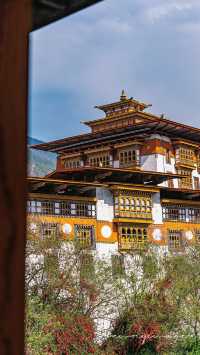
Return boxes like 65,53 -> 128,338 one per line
28,176 -> 107,195
32,0 -> 103,31
46,167 -> 183,185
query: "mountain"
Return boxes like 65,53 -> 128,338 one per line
28,136 -> 56,177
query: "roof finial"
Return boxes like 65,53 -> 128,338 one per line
120,89 -> 128,101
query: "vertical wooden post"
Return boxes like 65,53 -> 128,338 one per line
0,1 -> 30,353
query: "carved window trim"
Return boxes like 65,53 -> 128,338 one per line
74,225 -> 96,249
114,191 -> 152,219
118,224 -> 148,250
168,229 -> 184,251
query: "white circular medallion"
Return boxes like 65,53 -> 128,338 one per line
62,223 -> 72,234
185,231 -> 193,241
101,225 -> 112,239
153,228 -> 162,241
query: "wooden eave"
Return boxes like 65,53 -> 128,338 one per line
94,98 -> 149,112
32,108 -> 200,155
46,167 -> 184,186
160,186 -> 200,201
172,139 -> 199,149
32,0 -> 103,31
28,176 -> 108,195
82,110 -> 152,127
31,122 -> 154,153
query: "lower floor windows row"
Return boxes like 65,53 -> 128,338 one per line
32,223 -> 96,249
29,222 -> 200,251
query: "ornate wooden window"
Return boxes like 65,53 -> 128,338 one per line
162,205 -> 186,221
168,230 -> 183,251
63,158 -> 80,168
176,147 -> 195,167
28,199 -> 96,218
114,191 -> 152,220
118,225 -> 148,250
74,225 -> 96,249
88,153 -> 111,167
40,223 -> 59,239
188,208 -> 200,223
119,148 -> 140,167
177,168 -> 192,189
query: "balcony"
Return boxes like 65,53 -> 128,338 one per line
175,148 -> 195,168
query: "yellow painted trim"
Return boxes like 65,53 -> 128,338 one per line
110,185 -> 160,193
29,193 -> 96,202
114,141 -> 143,148
113,218 -> 152,224
164,221 -> 200,229
162,199 -> 200,206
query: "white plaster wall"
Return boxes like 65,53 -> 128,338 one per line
141,154 -> 157,171
152,192 -> 163,224
113,160 -> 119,168
96,188 -> 114,222
96,242 -> 118,261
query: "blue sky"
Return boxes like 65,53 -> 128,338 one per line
29,0 -> 200,142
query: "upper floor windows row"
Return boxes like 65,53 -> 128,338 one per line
64,159 -> 81,169
61,147 -> 140,169
163,205 -> 200,223
27,200 -> 96,218
88,154 -> 111,167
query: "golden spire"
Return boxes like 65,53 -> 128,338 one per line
120,89 -> 128,101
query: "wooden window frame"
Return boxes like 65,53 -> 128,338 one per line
119,147 -> 140,168
168,230 -> 184,252
118,224 -> 148,251
28,199 -> 96,218
114,191 -> 152,220
162,206 -> 186,222
74,225 -> 96,250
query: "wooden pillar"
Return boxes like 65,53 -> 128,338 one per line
0,1 -> 30,353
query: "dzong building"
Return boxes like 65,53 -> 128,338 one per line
28,91 -> 200,257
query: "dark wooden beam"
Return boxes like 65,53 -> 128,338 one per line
0,1 -> 30,353
32,0 -> 104,30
